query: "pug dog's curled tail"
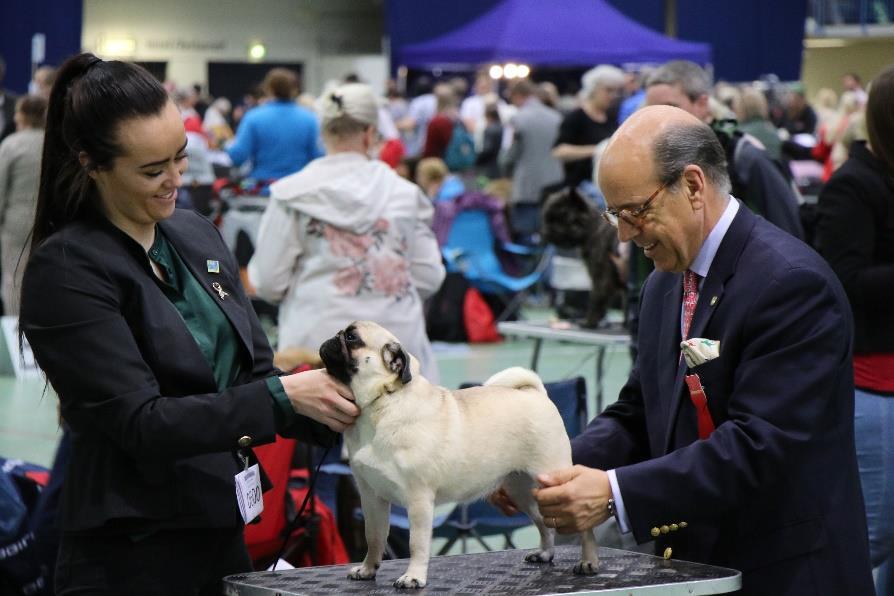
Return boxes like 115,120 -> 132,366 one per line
483,367 -> 547,395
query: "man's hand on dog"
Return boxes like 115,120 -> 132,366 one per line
281,368 -> 359,432
534,465 -> 611,534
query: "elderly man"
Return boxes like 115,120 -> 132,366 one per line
528,105 -> 872,595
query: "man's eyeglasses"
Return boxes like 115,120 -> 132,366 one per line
602,181 -> 670,228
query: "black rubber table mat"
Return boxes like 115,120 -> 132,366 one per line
224,545 -> 741,595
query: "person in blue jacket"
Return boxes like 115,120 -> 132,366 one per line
226,67 -> 322,185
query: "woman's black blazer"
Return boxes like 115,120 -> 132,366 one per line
20,209 -> 334,533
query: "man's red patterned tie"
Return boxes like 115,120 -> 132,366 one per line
682,270 -> 699,341
682,270 -> 715,439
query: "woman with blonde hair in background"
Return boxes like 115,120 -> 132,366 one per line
812,87 -> 839,128
552,65 -> 625,190
249,83 -> 445,382
813,90 -> 864,181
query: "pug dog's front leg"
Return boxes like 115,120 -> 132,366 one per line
574,527 -> 600,575
394,492 -> 435,589
349,476 -> 390,581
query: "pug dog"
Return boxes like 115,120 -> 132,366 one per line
319,321 -> 599,589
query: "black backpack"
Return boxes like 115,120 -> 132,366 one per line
424,272 -> 470,342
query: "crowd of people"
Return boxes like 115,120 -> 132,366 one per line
1,47 -> 893,596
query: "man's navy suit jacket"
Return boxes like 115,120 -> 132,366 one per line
572,204 -> 873,595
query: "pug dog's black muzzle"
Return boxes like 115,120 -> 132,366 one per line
320,331 -> 355,386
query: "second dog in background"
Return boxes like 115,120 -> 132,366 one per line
541,186 -> 625,328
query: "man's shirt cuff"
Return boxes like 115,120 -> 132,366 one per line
607,469 -> 631,534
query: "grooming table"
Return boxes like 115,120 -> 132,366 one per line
223,545 -> 741,595
497,321 -> 631,414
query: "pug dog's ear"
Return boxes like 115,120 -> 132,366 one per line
383,342 -> 412,385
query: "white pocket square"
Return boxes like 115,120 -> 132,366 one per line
680,338 -> 720,369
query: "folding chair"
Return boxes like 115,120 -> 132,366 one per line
442,209 -> 553,322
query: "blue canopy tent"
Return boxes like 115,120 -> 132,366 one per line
394,0 -> 711,69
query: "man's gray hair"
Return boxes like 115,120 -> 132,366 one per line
645,60 -> 712,102
653,121 -> 731,196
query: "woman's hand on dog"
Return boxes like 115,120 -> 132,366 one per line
533,465 -> 611,534
280,369 -> 359,432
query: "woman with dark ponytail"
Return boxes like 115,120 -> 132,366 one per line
19,53 -> 359,595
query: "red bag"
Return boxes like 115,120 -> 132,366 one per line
378,138 -> 406,169
244,437 -> 349,569
463,288 -> 501,343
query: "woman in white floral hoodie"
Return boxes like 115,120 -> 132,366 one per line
249,83 -> 445,381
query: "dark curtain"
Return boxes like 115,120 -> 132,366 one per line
0,0 -> 83,93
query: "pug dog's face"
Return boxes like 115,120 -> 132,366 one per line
319,321 -> 413,407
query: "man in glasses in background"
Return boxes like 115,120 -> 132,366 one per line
643,60 -> 803,241
617,61 -> 806,362
520,105 -> 872,595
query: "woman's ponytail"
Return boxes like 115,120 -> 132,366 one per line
30,53 -> 103,253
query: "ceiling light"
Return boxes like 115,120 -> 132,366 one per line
98,37 -> 136,57
248,42 -> 266,61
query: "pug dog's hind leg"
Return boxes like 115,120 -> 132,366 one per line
393,491 -> 436,589
502,472 -> 555,563
349,476 -> 390,581
574,527 -> 600,575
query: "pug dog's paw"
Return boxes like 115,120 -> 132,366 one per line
524,549 -> 555,564
393,574 -> 426,589
347,564 -> 378,580
573,561 -> 599,575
